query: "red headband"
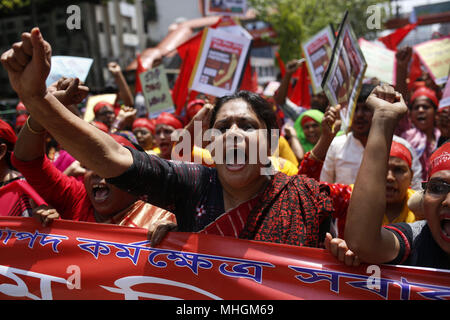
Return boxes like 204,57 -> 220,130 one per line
155,112 -> 183,130
132,118 -> 155,134
429,142 -> 450,177
187,99 -> 205,119
93,101 -> 114,115
301,115 -> 317,127
0,119 -> 17,147
390,140 -> 412,169
411,87 -> 438,108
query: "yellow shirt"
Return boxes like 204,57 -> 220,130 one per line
382,188 -> 418,225
274,136 -> 299,167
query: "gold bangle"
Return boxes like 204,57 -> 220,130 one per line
26,117 -> 46,135
310,150 -> 324,163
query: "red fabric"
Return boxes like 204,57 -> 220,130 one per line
11,154 -> 96,222
301,115 -> 316,127
289,63 -> 311,107
16,101 -> 26,112
429,142 -> 450,177
110,134 -> 138,150
410,86 -> 439,107
390,140 -> 412,169
93,101 -> 114,115
186,99 -> 205,120
378,22 -> 419,51
132,118 -> 155,135
0,179 -> 46,217
90,121 -> 109,133
15,114 -> 28,128
155,112 -> 183,130
135,54 -> 146,95
0,119 -> 17,146
275,51 -> 286,78
408,53 -> 423,91
239,61 -> 258,93
199,196 -> 260,238
172,33 -> 205,114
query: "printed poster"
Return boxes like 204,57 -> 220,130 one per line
414,36 -> 450,85
205,0 -> 247,16
189,27 -> 252,97
359,38 -> 397,85
139,65 -> 175,118
302,26 -> 335,94
439,74 -> 450,110
46,56 -> 93,87
321,12 -> 367,132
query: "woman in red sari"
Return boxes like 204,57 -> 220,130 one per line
1,28 -> 334,247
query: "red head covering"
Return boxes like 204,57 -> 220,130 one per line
390,140 -> 412,169
410,87 -> 439,108
410,81 -> 426,91
155,112 -> 183,130
429,142 -> 450,177
187,99 -> 205,120
15,114 -> 28,128
110,134 -> 137,150
90,121 -> 109,133
0,119 -> 17,147
132,118 -> 155,134
301,115 -> 317,127
93,101 -> 114,115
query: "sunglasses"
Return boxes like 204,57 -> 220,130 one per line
422,180 -> 450,196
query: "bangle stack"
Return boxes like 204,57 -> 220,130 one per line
26,117 -> 46,135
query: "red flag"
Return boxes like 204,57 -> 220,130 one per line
378,22 -> 419,51
239,59 -> 258,93
135,54 -> 146,94
275,51 -> 286,78
408,52 -> 423,90
289,63 -> 311,107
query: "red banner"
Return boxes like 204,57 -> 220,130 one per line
0,217 -> 449,300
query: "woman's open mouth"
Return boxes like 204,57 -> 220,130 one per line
224,148 -> 247,171
92,184 -> 110,203
439,213 -> 450,242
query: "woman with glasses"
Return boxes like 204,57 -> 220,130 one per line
330,84 -> 450,270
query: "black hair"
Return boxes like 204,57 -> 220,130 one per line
209,91 -> 279,131
358,83 -> 377,103
209,91 -> 280,150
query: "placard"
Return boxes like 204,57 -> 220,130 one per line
46,56 -> 93,87
321,12 -> 367,132
205,0 -> 247,16
359,38 -> 396,85
439,74 -> 450,110
189,27 -> 252,97
139,65 -> 175,118
414,36 -> 450,85
302,26 -> 335,94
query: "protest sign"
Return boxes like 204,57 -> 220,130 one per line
205,0 -> 247,16
414,36 -> 450,85
0,217 -> 449,300
439,75 -> 450,110
321,12 -> 367,132
302,26 -> 335,94
359,38 -> 396,85
189,27 -> 252,97
46,56 -> 93,87
139,65 -> 175,118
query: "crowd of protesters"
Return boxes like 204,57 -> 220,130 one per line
0,25 -> 449,271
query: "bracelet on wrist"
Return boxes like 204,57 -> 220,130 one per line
26,117 -> 46,135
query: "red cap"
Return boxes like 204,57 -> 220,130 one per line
93,101 -> 114,115
187,99 -> 205,120
390,140 -> 412,169
155,112 -> 183,130
132,118 -> 155,134
411,87 -> 439,108
0,119 -> 17,147
429,142 -> 450,177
